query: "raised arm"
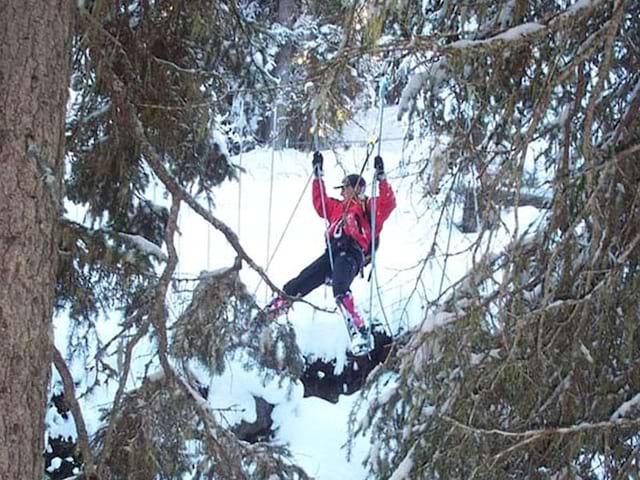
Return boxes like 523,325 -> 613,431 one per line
311,152 -> 340,220
370,156 -> 396,235
312,178 -> 341,219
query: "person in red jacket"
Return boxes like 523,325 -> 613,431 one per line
267,151 -> 396,352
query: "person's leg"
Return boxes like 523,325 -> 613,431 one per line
283,251 -> 331,298
266,252 -> 331,319
332,249 -> 365,329
331,250 -> 360,298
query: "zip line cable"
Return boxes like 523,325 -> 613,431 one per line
264,102 -> 278,302
265,170 -> 314,271
237,137 -> 244,239
368,76 -> 393,336
252,165 -> 314,298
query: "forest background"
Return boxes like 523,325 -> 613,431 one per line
1,0 -> 639,479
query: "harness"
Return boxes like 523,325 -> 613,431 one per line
331,197 -> 380,272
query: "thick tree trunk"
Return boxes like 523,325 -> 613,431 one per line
0,1 -> 72,478
264,0 -> 298,149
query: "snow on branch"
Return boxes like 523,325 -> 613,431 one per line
398,59 -> 446,120
397,0 -> 610,121
610,392 -> 640,421
52,347 -> 96,477
389,444 -> 417,480
117,232 -> 167,261
444,414 -> 640,439
447,22 -> 545,50
444,0 -> 609,52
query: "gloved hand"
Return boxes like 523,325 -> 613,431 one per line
374,155 -> 385,180
312,151 -> 323,177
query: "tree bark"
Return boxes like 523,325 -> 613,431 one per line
267,0 -> 299,149
0,1 -> 72,478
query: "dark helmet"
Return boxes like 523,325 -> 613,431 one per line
334,174 -> 366,191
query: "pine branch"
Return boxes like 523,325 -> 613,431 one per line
444,414 -> 640,439
582,0 -> 628,167
106,71 -> 283,297
52,347 -> 96,477
96,318 -> 150,478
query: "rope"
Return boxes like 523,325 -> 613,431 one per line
264,102 -> 278,302
368,173 -> 378,329
237,138 -> 244,238
368,76 -> 389,332
265,170 -> 314,271
376,77 -> 388,158
317,169 -> 335,272
252,166 -> 314,298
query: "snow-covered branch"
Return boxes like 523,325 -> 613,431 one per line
443,414 -> 640,439
610,392 -> 640,421
116,232 -> 167,261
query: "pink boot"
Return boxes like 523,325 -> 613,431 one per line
337,293 -> 364,330
266,296 -> 291,320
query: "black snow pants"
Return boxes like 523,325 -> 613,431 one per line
283,237 -> 365,299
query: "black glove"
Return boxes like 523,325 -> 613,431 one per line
374,155 -> 385,180
312,151 -> 323,177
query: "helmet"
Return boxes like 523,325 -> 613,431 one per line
334,174 -> 366,191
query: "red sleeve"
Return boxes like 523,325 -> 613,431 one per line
370,179 -> 396,236
312,178 -> 340,220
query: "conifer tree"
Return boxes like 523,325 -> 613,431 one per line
337,1 -> 640,478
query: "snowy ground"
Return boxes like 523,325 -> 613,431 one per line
51,105 -> 544,479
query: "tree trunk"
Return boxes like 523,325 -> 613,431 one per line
0,1 -> 72,478
267,0 -> 299,149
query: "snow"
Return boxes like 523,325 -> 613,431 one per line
47,457 -> 63,472
273,395 -> 370,478
565,0 -> 606,16
397,69 -> 429,120
117,232 -> 167,261
211,128 -> 230,158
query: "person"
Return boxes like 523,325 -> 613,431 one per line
267,151 -> 396,352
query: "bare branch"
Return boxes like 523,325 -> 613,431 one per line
52,347 -> 96,477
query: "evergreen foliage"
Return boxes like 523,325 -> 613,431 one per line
49,1 -> 323,478
40,0 -> 640,478
346,1 -> 640,478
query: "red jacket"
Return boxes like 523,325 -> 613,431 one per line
312,178 -> 396,254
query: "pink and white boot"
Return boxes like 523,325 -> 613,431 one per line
265,296 -> 291,320
337,293 -> 371,355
